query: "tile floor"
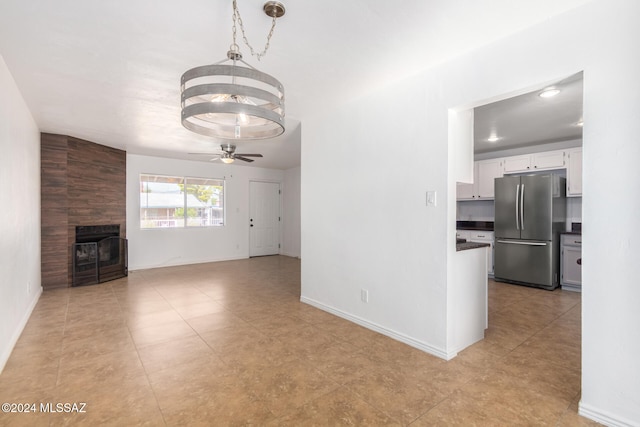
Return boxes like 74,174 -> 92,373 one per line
0,256 -> 600,426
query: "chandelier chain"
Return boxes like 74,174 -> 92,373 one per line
232,0 -> 277,61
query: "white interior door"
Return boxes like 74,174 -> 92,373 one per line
249,181 -> 281,257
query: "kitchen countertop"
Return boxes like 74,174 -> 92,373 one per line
456,221 -> 494,231
561,222 -> 582,235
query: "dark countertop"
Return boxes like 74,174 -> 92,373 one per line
456,241 -> 490,252
456,221 -> 494,231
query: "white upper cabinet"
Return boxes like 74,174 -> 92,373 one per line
456,181 -> 475,200
566,147 -> 582,197
532,150 -> 566,170
503,155 -> 532,173
503,150 -> 565,173
456,161 -> 478,200
458,148 -> 582,201
456,159 -> 503,200
476,159 -> 503,199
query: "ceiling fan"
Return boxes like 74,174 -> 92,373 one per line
189,143 -> 263,164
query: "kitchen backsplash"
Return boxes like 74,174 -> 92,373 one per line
456,197 -> 582,230
457,200 -> 494,222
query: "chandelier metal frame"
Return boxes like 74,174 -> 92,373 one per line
181,1 -> 285,140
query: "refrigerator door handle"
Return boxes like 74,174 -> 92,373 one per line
497,240 -> 548,246
520,184 -> 525,230
515,184 -> 520,230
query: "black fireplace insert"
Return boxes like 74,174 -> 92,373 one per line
73,225 -> 128,286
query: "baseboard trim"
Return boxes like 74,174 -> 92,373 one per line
280,251 -> 300,258
579,401 -> 637,427
0,286 -> 42,374
300,296 -> 450,360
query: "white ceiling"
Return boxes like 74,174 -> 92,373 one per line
0,0 -> 594,169
474,72 -> 583,154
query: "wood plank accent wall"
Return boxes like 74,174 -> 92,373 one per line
40,133 -> 126,289
40,134 -> 69,289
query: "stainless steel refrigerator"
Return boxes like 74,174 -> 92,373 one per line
494,174 -> 566,290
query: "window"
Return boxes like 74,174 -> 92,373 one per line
140,174 -> 224,228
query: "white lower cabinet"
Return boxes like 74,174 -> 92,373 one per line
468,231 -> 494,276
457,230 -> 494,276
561,234 -> 582,291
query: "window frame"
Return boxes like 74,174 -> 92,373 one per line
139,173 -> 225,230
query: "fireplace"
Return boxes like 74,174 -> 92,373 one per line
72,225 -> 128,286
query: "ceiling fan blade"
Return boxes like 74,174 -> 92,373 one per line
234,156 -> 255,163
234,153 -> 263,157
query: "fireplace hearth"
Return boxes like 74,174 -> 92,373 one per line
72,225 -> 127,286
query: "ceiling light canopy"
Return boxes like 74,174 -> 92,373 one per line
181,1 -> 286,140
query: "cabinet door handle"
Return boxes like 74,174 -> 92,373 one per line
577,258 -> 582,265
574,240 -> 581,244
497,240 -> 547,246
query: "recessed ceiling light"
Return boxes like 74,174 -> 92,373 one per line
539,88 -> 560,98
575,119 -> 584,127
487,136 -> 500,143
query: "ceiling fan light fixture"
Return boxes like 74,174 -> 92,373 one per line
220,156 -> 235,164
180,0 -> 286,140
539,88 -> 560,98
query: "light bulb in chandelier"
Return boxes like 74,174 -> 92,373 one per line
209,94 -> 253,138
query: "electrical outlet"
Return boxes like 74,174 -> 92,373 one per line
361,289 -> 369,303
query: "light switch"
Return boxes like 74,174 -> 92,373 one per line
426,190 -> 437,207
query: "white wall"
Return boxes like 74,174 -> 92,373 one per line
0,55 -> 42,372
126,154 -> 287,270
301,0 -> 640,424
302,70 -> 451,357
282,166 -> 301,258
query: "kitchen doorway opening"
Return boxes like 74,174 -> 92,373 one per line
453,71 -> 584,279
